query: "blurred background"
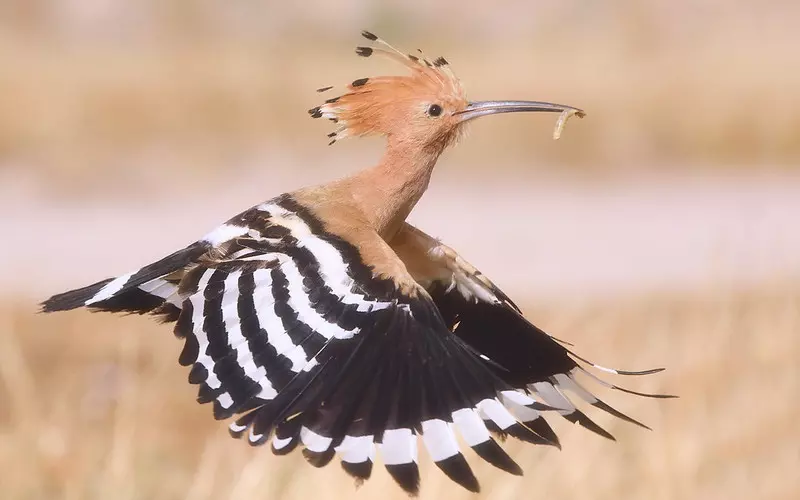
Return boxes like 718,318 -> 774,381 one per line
1,1 -> 798,499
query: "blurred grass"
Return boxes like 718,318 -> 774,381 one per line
0,2 -> 799,197
1,283 -> 798,499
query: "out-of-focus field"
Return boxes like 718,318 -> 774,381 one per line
1,284 -> 798,500
1,1 -> 799,197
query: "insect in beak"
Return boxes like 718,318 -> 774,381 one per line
455,100 -> 585,122
454,100 -> 586,140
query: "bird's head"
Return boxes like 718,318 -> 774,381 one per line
310,31 -> 585,153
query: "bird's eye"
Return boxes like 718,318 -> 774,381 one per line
427,104 -> 443,117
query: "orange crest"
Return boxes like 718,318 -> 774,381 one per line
309,31 -> 468,148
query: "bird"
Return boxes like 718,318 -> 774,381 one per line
42,31 -> 673,496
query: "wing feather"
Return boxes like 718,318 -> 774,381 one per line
42,197 -> 673,496
391,222 -> 674,444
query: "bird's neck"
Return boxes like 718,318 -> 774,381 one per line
346,139 -> 444,239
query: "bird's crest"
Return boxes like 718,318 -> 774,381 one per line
309,31 -> 467,145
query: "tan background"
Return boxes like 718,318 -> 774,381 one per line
1,2 -> 798,499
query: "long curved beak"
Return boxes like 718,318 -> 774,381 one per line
454,100 -> 585,123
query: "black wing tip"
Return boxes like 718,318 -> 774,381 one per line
303,448 -> 336,468
386,463 -> 420,496
40,292 -> 84,312
271,438 -> 299,455
187,363 -> 207,384
151,303 -> 181,323
563,410 -> 616,441
212,401 -> 236,421
196,383 -> 217,405
577,366 -> 677,399
178,342 -> 198,366
228,426 -> 246,439
615,367 -> 666,376
435,454 -> 480,493
483,420 -> 507,441
40,279 -> 113,313
248,433 -> 269,447
39,298 -> 59,313
568,350 -> 668,377
523,418 -> 561,450
506,422 -> 560,448
590,399 -> 652,431
342,460 -> 373,484
611,384 -> 679,400
641,392 -> 679,399
472,439 -> 523,476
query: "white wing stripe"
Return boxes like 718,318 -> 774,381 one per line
258,203 -> 393,313
530,382 -> 576,413
229,422 -> 247,433
220,271 -> 277,400
85,271 -> 134,305
381,428 -> 417,465
202,223 -> 248,246
272,435 -> 293,450
451,408 -> 491,446
191,269 -> 221,389
553,373 -> 599,404
251,268 -> 309,372
249,428 -> 265,444
138,278 -> 182,307
336,435 -> 375,464
500,391 -> 542,422
301,426 -> 333,453
477,398 -> 516,430
279,255 -> 359,340
301,357 -> 320,372
421,419 -> 460,462
217,392 -> 234,409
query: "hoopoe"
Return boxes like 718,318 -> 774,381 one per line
42,31 -> 673,495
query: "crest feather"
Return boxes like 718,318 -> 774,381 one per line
309,32 -> 465,144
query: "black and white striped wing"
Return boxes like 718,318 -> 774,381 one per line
165,198 -> 558,494
392,223 -> 675,443
42,197 -> 673,495
43,196 -> 555,494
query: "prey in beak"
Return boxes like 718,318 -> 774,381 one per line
455,100 -> 586,140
